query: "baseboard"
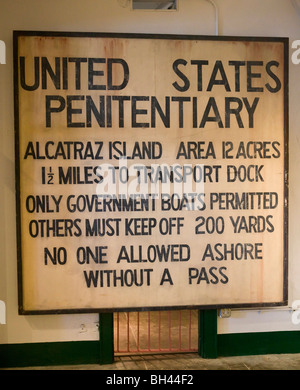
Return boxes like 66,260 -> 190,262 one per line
0,340 -> 100,368
1,330 -> 300,368
218,330 -> 300,357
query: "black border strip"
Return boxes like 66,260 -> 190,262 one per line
13,31 -> 23,314
283,38 -> 289,305
13,31 -> 289,315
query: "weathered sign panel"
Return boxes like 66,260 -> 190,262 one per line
14,32 -> 288,313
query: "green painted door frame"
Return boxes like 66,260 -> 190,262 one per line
99,313 -> 114,364
198,309 -> 218,359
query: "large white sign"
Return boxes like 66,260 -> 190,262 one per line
14,32 -> 288,313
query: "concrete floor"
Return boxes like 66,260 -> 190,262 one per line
3,352 -> 300,370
